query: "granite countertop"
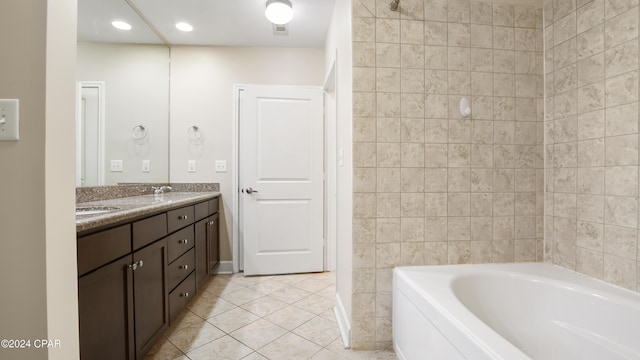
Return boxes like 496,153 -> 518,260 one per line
76,191 -> 220,233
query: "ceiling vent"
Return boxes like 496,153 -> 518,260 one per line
272,23 -> 289,36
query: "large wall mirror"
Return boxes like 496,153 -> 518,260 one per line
76,0 -> 169,186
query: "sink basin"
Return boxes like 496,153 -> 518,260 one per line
76,206 -> 120,216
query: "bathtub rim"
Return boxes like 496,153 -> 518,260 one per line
393,262 -> 640,360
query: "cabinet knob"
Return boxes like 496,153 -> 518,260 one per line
179,265 -> 189,270
128,263 -> 138,271
180,292 -> 190,298
138,260 -> 144,268
178,239 -> 188,244
178,215 -> 188,220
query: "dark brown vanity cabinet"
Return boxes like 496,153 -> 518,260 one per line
77,196 -> 219,360
194,198 -> 220,290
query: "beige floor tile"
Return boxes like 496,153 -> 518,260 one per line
240,295 -> 289,317
207,307 -> 260,333
203,281 -> 245,297
241,352 -> 269,359
272,273 -> 312,284
268,286 -> 312,304
294,293 -> 335,315
294,279 -> 335,293
292,316 -> 340,346
166,317 -> 226,353
143,337 -> 183,360
258,332 -> 322,360
264,305 -> 316,330
248,279 -> 289,295
310,348 -> 349,360
318,308 -> 338,322
315,284 -> 336,299
168,311 -> 208,331
186,335 -> 253,360
230,275 -> 275,287
207,274 -> 232,286
229,319 -> 288,350
172,356 -> 189,360
221,287 -> 265,306
187,290 -> 237,319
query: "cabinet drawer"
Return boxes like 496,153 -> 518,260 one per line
78,225 -> 131,276
167,226 -> 194,263
133,213 -> 167,250
169,273 -> 195,324
209,198 -> 219,214
167,205 -> 195,233
194,201 -> 209,222
168,248 -> 195,291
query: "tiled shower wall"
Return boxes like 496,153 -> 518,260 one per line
351,0 -> 543,349
543,0 -> 640,291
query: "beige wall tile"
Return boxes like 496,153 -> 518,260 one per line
425,0 -> 448,21
603,9 -> 639,49
376,218 -> 401,242
448,0 -> 470,23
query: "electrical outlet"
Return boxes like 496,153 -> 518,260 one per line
142,160 -> 150,173
110,160 -> 123,172
188,160 -> 196,173
215,160 -> 227,173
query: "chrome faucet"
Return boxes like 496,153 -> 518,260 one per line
152,185 -> 172,196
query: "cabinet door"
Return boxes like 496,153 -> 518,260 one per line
78,255 -> 134,360
133,239 -> 168,359
194,218 -> 209,290
208,213 -> 220,274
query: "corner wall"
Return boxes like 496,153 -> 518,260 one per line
351,0 -> 543,349
543,0 -> 640,291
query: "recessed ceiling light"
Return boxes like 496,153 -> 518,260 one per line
111,20 -> 132,30
176,22 -> 194,32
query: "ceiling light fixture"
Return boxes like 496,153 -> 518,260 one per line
265,0 -> 293,25
176,22 -> 193,32
111,20 -> 132,30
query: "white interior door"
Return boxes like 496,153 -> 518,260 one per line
240,85 -> 324,276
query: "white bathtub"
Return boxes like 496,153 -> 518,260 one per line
393,263 -> 640,360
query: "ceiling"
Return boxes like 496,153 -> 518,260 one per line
77,0 -> 336,48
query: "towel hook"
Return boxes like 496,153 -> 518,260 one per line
132,125 -> 147,140
188,125 -> 203,140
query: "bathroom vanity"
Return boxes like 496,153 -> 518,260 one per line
75,191 -> 220,360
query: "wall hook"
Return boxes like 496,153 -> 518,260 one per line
188,125 -> 203,140
132,125 -> 147,140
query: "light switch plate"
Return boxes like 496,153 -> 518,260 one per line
142,160 -> 150,173
215,160 -> 227,173
0,99 -> 19,141
188,160 -> 196,173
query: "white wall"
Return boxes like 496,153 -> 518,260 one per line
0,1 -> 78,359
169,46 -> 325,261
325,0 -> 353,347
77,42 -> 170,185
46,0 -> 80,358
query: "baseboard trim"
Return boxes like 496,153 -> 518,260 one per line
212,261 -> 234,274
334,292 -> 351,349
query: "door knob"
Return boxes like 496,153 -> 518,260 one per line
246,187 -> 259,194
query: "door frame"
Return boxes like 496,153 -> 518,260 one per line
323,59 -> 337,271
232,84 -> 335,273
75,81 -> 106,187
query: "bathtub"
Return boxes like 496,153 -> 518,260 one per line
392,263 -> 640,360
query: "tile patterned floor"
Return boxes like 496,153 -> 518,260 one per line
145,272 -> 398,360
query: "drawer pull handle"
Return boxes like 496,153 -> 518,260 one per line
180,292 -> 190,298
179,265 -> 189,270
178,215 -> 188,220
178,239 -> 188,244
